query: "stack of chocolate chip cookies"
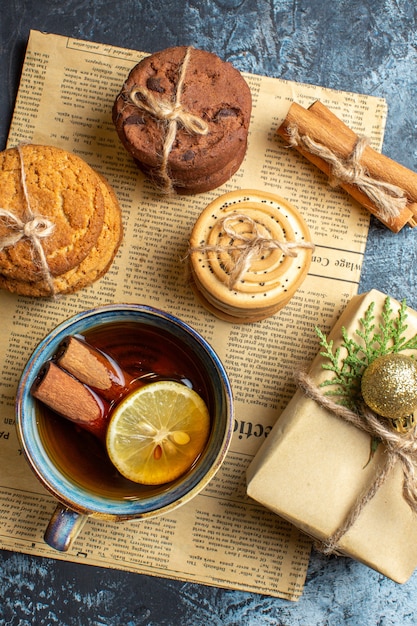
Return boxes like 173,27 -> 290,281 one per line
113,46 -> 252,195
0,144 -> 123,296
188,190 -> 314,323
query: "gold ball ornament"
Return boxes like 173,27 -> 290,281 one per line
361,353 -> 417,419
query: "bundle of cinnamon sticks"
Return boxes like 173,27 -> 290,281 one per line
277,101 -> 417,233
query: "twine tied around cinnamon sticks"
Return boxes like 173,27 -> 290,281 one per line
0,145 -> 56,296
296,369 -> 417,555
286,124 -> 408,223
189,213 -> 315,289
125,47 -> 209,194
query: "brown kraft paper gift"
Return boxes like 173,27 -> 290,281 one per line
246,289 -> 417,583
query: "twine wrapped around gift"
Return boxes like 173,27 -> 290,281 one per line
286,125 -> 408,223
296,369 -> 417,555
124,47 -> 209,194
189,213 -> 315,289
0,145 -> 56,296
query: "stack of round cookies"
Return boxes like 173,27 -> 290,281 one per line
113,46 -> 252,195
188,190 -> 314,323
0,145 -> 123,296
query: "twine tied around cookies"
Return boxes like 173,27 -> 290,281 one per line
125,47 -> 209,194
295,368 -> 417,555
286,124 -> 408,223
189,213 -> 315,289
0,145 -> 56,296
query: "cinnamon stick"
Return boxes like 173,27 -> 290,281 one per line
55,335 -> 139,402
277,101 -> 417,232
31,361 -> 109,441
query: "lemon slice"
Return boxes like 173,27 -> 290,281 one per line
106,381 -> 211,485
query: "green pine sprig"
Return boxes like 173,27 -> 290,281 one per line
316,297 -> 417,409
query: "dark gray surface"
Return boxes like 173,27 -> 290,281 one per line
1,1 -> 417,624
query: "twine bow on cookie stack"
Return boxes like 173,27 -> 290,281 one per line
191,213 -> 314,290
124,47 -> 209,194
0,145 -> 56,296
188,190 -> 314,323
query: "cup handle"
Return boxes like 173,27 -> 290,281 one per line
44,503 -> 87,551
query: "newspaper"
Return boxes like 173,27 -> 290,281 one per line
0,30 -> 387,601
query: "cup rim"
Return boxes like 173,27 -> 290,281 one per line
16,303 -> 233,520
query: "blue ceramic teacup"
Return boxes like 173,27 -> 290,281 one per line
16,304 -> 233,551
